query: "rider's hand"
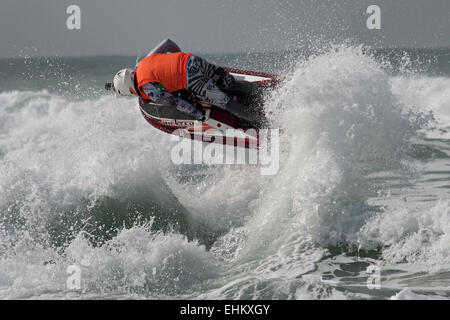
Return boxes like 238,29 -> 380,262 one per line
196,110 -> 206,122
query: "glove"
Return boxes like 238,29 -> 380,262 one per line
195,110 -> 206,122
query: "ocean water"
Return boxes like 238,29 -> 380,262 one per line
0,46 -> 450,299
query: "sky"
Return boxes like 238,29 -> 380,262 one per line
0,0 -> 449,58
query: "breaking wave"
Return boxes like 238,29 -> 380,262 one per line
0,46 -> 449,299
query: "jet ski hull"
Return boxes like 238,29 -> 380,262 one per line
139,68 -> 278,148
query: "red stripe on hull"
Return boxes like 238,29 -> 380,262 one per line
140,109 -> 259,149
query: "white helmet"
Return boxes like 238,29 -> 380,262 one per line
113,68 -> 137,96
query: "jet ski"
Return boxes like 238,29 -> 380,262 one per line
107,68 -> 278,148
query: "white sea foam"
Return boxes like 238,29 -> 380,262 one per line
1,46 -> 449,299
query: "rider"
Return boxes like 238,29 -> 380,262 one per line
111,39 -> 237,121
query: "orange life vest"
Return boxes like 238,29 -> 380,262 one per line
136,52 -> 192,97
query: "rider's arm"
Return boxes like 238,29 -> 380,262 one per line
147,39 -> 181,57
141,83 -> 204,121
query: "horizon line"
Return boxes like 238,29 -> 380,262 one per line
1,46 -> 449,60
